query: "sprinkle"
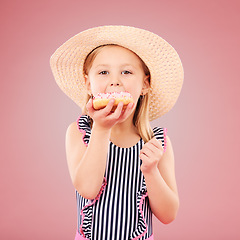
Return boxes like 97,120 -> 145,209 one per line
93,91 -> 133,99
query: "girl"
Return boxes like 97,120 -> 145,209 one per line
50,25 -> 184,240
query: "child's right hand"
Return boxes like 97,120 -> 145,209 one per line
86,98 -> 134,131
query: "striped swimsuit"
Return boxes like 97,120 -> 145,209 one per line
75,115 -> 167,240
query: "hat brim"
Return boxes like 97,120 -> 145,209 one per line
50,25 -> 184,121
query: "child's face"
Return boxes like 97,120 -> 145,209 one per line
85,45 -> 149,105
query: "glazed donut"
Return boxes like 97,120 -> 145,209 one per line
93,91 -> 133,111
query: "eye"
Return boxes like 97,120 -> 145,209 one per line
122,70 -> 132,75
99,71 -> 109,75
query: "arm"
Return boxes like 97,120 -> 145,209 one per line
66,121 -> 111,199
140,135 -> 179,224
65,98 -> 134,200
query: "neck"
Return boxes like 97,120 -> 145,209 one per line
109,113 -> 141,148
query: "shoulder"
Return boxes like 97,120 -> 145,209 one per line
152,126 -> 167,136
66,121 -> 79,134
156,133 -> 175,171
66,121 -> 84,145
65,121 -> 87,165
66,115 -> 91,147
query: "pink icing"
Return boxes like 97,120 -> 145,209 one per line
93,91 -> 133,100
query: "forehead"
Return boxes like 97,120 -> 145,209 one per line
93,45 -> 143,65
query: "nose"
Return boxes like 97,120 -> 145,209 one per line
110,82 -> 120,86
110,74 -> 121,87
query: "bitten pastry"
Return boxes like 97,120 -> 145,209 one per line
93,91 -> 134,111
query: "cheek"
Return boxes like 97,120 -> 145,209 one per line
91,86 -> 104,95
89,78 -> 105,94
128,88 -> 142,105
127,79 -> 144,95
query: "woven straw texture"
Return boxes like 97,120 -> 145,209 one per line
50,25 -> 184,121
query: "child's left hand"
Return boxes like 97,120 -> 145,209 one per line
140,137 -> 164,174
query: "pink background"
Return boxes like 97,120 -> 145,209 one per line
1,0 -> 239,239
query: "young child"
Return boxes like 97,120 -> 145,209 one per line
50,25 -> 184,240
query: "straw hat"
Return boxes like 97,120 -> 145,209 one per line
50,25 -> 184,121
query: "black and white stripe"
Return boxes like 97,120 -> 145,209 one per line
77,115 -> 91,145
153,127 -> 167,151
76,115 -> 166,240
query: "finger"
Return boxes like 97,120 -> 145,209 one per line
149,137 -> 164,150
122,102 -> 134,114
140,152 -> 149,162
118,102 -> 134,120
146,141 -> 162,153
140,146 -> 154,157
111,101 -> 124,119
102,98 -> 115,115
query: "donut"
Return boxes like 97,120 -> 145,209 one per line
92,91 -> 133,111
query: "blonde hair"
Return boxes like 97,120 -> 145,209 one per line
83,44 -> 153,142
